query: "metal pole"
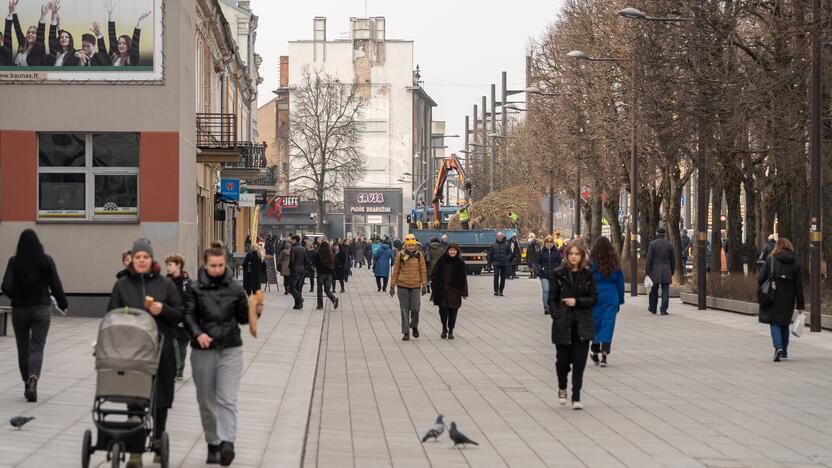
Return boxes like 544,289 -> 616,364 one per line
810,0 -> 822,332
482,96 -> 489,193
549,172 -> 555,234
629,56 -> 639,297
501,71 -> 508,137
490,84 -> 497,191
464,115 -> 470,175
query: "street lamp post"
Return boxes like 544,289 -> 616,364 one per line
810,0 -> 823,332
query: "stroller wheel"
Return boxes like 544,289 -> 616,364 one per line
110,442 -> 121,468
159,432 -> 170,468
81,429 -> 92,468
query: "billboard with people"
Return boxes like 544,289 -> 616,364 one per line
0,0 -> 162,81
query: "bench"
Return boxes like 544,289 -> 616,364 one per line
0,306 -> 10,336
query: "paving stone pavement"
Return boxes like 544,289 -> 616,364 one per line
0,288 -> 323,468
303,267 -> 832,468
3,268 -> 832,468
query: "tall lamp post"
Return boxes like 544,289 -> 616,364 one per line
809,0 -> 822,331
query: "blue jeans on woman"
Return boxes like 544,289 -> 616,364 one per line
540,277 -> 550,312
770,324 -> 790,356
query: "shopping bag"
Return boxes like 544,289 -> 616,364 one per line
644,275 -> 654,289
790,312 -> 805,338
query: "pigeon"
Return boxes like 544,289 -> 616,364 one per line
10,416 -> 35,430
421,414 -> 445,442
449,422 -> 478,447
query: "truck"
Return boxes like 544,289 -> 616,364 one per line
410,228 -> 519,275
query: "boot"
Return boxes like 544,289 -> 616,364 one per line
25,376 -> 37,402
219,441 -> 235,466
206,444 -> 221,464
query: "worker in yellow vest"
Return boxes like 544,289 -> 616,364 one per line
457,202 -> 471,230
507,211 -> 519,231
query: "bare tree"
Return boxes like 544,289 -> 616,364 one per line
289,68 -> 366,231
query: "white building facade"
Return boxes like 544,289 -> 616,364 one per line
288,17 -> 434,237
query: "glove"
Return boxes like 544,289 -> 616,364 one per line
389,286 -> 395,297
421,286 -> 427,296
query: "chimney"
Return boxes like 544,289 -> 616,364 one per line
313,17 -> 326,42
279,56 -> 289,87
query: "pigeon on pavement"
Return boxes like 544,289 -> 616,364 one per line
421,414 -> 445,442
10,416 -> 35,430
449,422 -> 479,447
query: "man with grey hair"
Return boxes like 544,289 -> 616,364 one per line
646,227 -> 675,315
487,232 -> 514,296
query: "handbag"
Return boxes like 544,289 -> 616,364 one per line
644,275 -> 653,289
757,256 -> 777,307
790,311 -> 805,338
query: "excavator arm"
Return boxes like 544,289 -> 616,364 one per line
431,153 -> 472,227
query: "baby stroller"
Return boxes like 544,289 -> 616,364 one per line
81,307 -> 170,468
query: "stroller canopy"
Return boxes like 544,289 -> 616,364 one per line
95,308 -> 159,375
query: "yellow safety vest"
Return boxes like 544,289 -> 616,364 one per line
509,212 -> 518,223
458,207 -> 470,222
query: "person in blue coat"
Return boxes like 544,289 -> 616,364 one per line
588,237 -> 625,367
373,243 -> 394,292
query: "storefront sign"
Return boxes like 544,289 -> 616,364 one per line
239,193 -> 255,207
350,206 -> 392,213
280,196 -> 300,208
356,192 -> 385,204
367,215 -> 383,224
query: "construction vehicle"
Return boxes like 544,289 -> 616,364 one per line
411,228 -> 519,275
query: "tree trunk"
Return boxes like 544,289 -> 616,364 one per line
665,178 -> 685,284
590,177 -> 603,244
744,174 -> 759,273
725,176 -> 744,273
605,189 -> 623,255
711,184 -> 724,275
317,193 -> 326,232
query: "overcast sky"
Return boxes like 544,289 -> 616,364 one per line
250,0 -> 563,152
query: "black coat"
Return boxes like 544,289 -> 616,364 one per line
168,272 -> 192,341
534,246 -> 562,279
242,252 -> 265,292
548,266 -> 598,345
334,250 -> 347,280
487,238 -> 514,267
645,236 -> 675,284
526,239 -> 540,265
107,263 -> 183,409
289,244 -> 307,274
184,268 -> 249,350
758,251 -> 805,327
313,250 -> 336,276
430,254 -> 468,309
2,254 -> 68,310
510,239 -> 521,266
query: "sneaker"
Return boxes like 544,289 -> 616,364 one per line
219,441 -> 235,466
402,334 -> 410,341
441,330 -> 447,339
206,444 -> 220,464
600,355 -> 608,367
774,349 -> 784,362
499,292 -> 504,296
333,298 -> 339,309
558,389 -> 568,406
590,353 -> 600,365
572,401 -> 584,410
660,311 -> 669,316
494,292 -> 499,296
448,332 -> 454,340
126,453 -> 143,468
412,328 -> 420,338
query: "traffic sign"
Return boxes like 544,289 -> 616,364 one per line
541,195 -> 561,214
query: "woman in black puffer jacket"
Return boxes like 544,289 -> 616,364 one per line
107,239 -> 183,466
549,240 -> 597,410
758,238 -> 805,362
184,241 -> 257,466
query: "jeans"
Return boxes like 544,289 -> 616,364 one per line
540,278 -> 550,312
649,283 -> 670,313
397,287 -> 421,334
493,265 -> 508,293
12,305 -> 51,382
191,346 -> 243,444
770,324 -> 790,355
375,276 -> 389,291
439,307 -> 458,332
555,326 -> 590,402
289,272 -> 305,305
317,273 -> 337,307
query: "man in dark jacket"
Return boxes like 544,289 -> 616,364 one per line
680,229 -> 691,271
487,232 -> 514,296
288,235 -> 307,309
645,227 -> 675,315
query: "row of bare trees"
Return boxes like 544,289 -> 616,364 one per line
498,0 -> 832,285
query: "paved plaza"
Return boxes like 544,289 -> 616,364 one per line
2,268 -> 832,467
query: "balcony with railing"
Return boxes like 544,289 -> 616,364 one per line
196,113 -> 241,163
220,142 -> 270,180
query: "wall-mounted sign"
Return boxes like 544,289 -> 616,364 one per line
367,215 -> 383,224
356,192 -> 385,204
220,179 -> 240,201
239,193 -> 255,207
279,196 -> 300,208
0,0 -> 164,82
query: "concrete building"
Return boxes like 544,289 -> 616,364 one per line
286,17 -> 436,238
0,0 -> 261,313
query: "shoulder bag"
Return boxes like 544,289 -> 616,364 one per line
757,256 -> 777,307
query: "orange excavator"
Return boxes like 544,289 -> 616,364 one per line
431,153 -> 472,228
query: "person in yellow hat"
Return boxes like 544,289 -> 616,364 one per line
390,236 -> 427,341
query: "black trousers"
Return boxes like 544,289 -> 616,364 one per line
555,326 -> 590,402
317,273 -> 337,307
375,275 -> 389,291
12,305 -> 51,382
439,307 -> 458,332
308,274 -> 315,292
283,275 -> 291,294
337,278 -> 345,291
290,272 -> 305,305
493,265 -> 508,293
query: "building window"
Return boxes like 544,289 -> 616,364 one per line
37,133 -> 140,221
